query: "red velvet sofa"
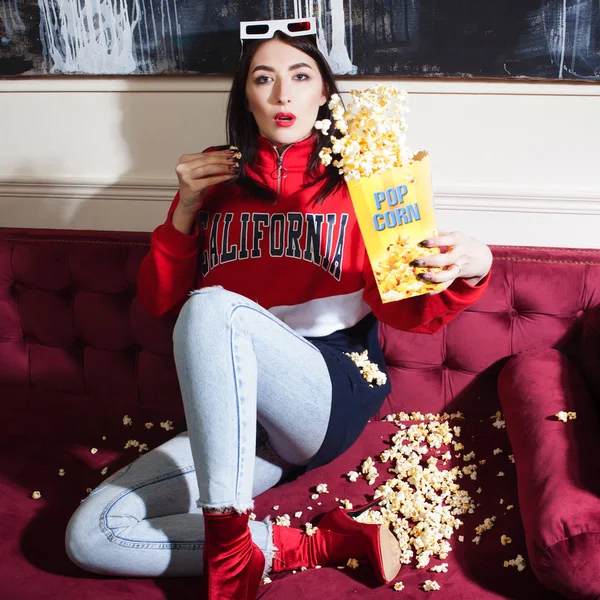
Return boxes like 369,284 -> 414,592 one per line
1,227 -> 599,600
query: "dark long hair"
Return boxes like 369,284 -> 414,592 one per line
225,31 -> 345,205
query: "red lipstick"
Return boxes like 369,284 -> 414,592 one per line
274,112 -> 296,127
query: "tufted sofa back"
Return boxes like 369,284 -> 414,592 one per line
1,228 -> 598,423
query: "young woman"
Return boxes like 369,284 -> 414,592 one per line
65,19 -> 492,600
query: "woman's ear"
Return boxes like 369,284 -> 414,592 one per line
320,85 -> 328,107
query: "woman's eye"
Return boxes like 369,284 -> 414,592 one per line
295,73 -> 310,81
254,75 -> 271,84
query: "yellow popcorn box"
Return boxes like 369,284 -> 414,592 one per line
346,151 -> 445,303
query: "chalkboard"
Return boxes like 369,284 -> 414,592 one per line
1,0 -> 599,81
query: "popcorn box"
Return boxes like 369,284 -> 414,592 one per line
346,151 -> 445,303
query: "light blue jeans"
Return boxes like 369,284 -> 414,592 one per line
65,286 -> 332,577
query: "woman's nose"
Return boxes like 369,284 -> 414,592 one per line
274,81 -> 291,104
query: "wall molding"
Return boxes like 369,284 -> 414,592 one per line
434,186 -> 600,215
1,177 -> 598,215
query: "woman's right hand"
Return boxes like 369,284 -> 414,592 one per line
175,148 -> 239,214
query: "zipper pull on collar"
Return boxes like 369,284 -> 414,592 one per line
269,144 -> 291,201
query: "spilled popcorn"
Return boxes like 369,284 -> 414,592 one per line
429,563 -> 448,573
58,469 -> 65,476
304,522 -> 318,536
504,554 -> 527,571
491,412 -> 506,429
275,514 -> 291,527
475,516 -> 497,537
160,420 -> 174,431
361,456 -> 379,485
346,558 -> 360,569
123,415 -> 133,426
101,467 -> 108,476
393,581 -> 405,591
347,470 -> 359,482
316,483 -> 329,494
501,535 -> 512,545
555,411 -> 577,422
354,418 -> 475,571
145,422 -> 154,429
345,350 -> 387,386
423,580 -> 441,591
31,491 -> 42,500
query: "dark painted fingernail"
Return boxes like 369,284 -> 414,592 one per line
418,240 -> 430,247
410,260 -> 424,267
417,273 -> 431,281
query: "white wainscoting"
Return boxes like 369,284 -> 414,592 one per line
1,77 -> 598,248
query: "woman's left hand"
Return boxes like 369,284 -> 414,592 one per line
411,231 -> 493,294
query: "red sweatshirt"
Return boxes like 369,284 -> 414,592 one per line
138,134 -> 489,336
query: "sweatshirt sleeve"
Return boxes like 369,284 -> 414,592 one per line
362,248 -> 490,334
137,190 -> 200,318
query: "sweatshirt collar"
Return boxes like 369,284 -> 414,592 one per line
254,132 -> 319,172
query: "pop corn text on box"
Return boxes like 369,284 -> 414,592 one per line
347,151 -> 444,303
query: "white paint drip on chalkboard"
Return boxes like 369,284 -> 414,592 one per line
306,0 -> 356,75
328,0 -> 356,74
558,0 -> 567,79
0,0 -> 26,45
38,0 -> 138,73
540,0 -> 597,80
37,0 -> 181,74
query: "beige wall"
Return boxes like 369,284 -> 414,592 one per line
0,77 -> 598,248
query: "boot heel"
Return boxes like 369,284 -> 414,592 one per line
378,523 -> 402,582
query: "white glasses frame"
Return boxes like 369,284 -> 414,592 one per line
240,18 -> 317,44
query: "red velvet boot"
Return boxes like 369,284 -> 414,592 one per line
271,504 -> 400,583
318,504 -> 401,582
201,511 -> 265,600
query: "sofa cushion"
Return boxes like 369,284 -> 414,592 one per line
498,348 -> 600,600
582,307 -> 600,407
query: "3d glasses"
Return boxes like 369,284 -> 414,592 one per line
240,17 -> 317,46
